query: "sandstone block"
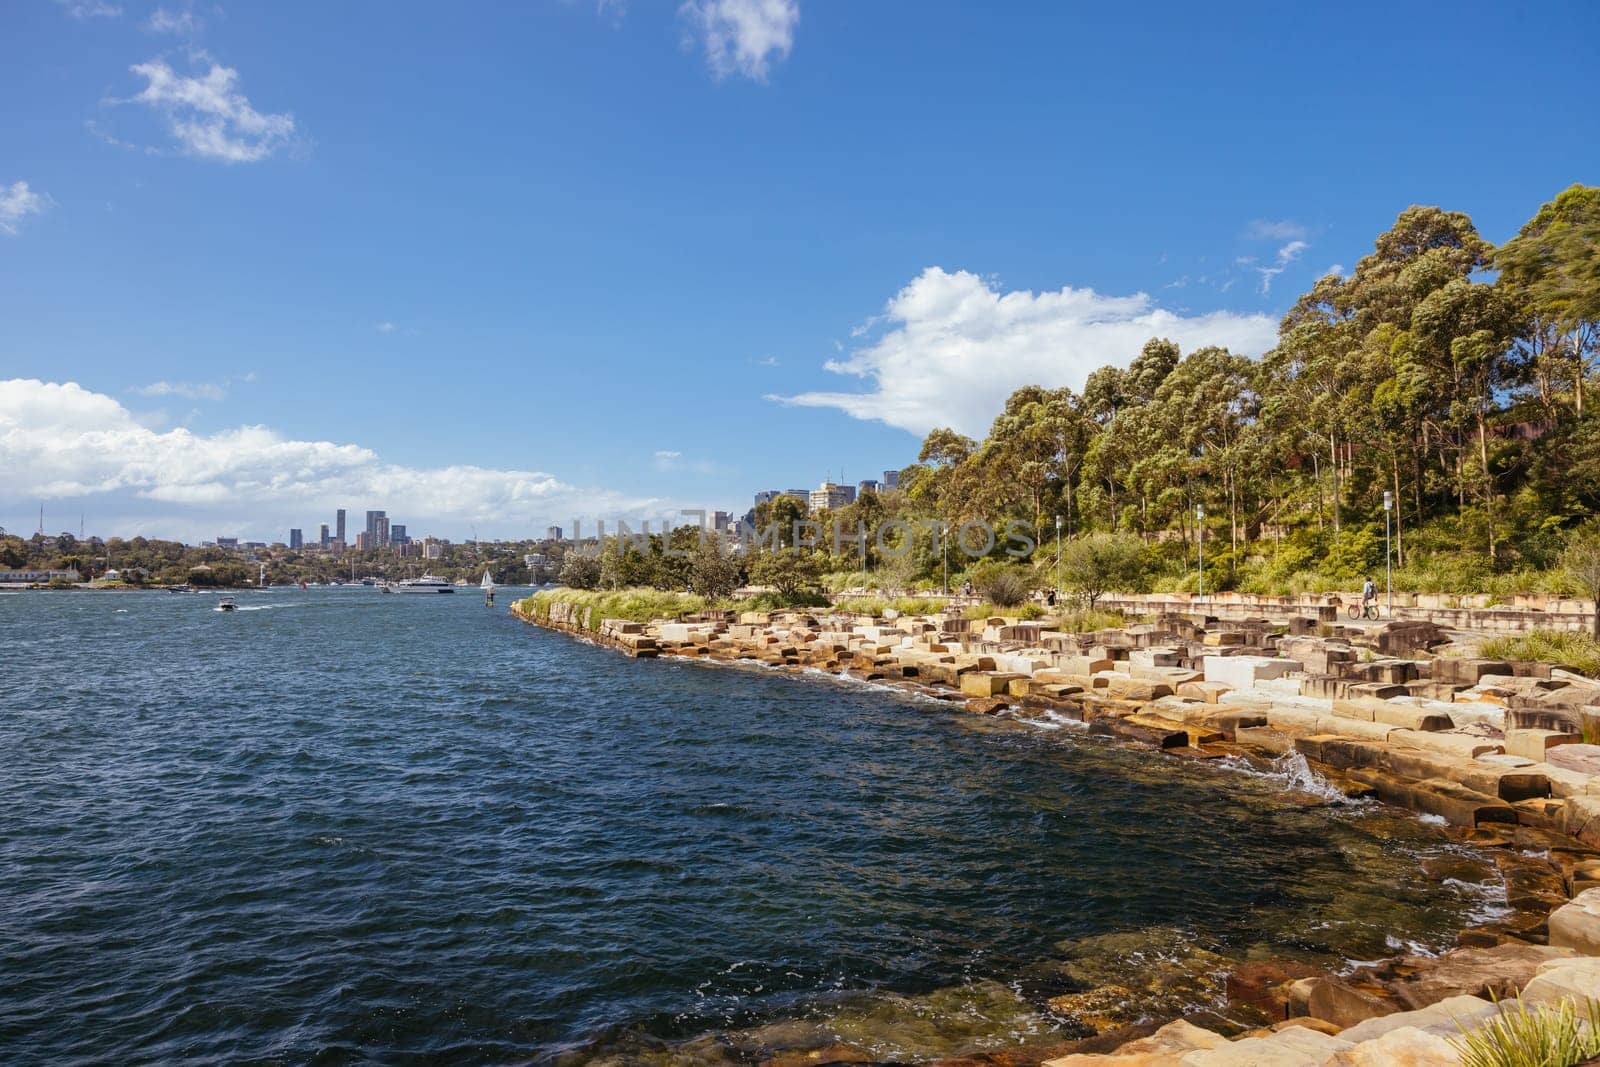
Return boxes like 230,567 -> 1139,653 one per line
1546,744 -> 1600,777
1180,1026 -> 1351,1066
1505,728 -> 1582,762
1204,655 -> 1302,690
1388,729 -> 1503,760
1337,994 -> 1497,1043
1041,1019 -> 1227,1067
960,671 -> 1026,698
1178,680 -> 1234,703
1406,778 -> 1517,826
1059,656 -> 1113,676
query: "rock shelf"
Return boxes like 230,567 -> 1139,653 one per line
513,596 -> 1600,1066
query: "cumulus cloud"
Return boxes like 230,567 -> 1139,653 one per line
122,56 -> 297,163
0,379 -> 664,538
679,0 -> 799,81
0,182 -> 48,236
769,267 -> 1277,438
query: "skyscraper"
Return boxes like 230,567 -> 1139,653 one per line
365,510 -> 385,543
374,515 -> 390,545
390,524 -> 408,544
881,470 -> 900,490
318,523 -> 330,546
289,528 -> 303,549
336,509 -> 346,544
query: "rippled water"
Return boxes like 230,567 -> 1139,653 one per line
1,589 -> 1495,1064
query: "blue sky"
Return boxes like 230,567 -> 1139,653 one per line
2,0 -> 1596,542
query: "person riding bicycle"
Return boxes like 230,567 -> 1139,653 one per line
1361,576 -> 1377,616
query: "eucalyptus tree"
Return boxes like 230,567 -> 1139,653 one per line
1498,185 -> 1600,417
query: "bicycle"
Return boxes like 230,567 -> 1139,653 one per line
1347,600 -> 1380,621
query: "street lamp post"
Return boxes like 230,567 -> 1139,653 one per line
1196,504 -> 1205,599
1055,515 -> 1062,600
941,522 -> 948,597
1383,490 -> 1393,618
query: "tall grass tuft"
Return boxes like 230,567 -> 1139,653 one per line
833,596 -> 948,617
1478,630 -> 1600,679
522,588 -> 708,630
1452,996 -> 1600,1067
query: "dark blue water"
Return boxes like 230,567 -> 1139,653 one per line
0,590 -> 1497,1064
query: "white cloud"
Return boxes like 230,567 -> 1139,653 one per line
0,379 -> 664,538
0,181 -> 48,236
1325,263 -> 1346,278
769,267 -> 1277,438
145,6 -> 200,35
132,380 -> 229,401
375,321 -> 397,334
679,0 -> 799,82
1244,219 -> 1309,241
55,0 -> 122,19
122,56 -> 297,163
1256,239 -> 1308,294
654,450 -> 682,460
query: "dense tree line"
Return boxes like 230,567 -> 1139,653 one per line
885,187 -> 1600,595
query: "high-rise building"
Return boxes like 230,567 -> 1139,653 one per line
336,509 -> 346,544
809,481 -> 854,511
390,524 -> 408,544
289,528 -> 303,549
881,469 -> 900,490
365,510 -> 386,543
374,515 -> 390,545
711,511 -> 732,532
546,525 -> 564,541
355,532 -> 372,551
318,523 -> 330,546
857,480 -> 880,498
753,490 -> 778,507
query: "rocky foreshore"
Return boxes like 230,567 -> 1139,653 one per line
514,595 -> 1600,1066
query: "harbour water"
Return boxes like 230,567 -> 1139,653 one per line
1,590 -> 1502,1064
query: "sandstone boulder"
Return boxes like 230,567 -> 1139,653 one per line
1041,1019 -> 1227,1066
1548,887 -> 1600,954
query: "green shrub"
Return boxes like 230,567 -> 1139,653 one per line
833,595 -> 947,617
962,601 -> 1045,621
1478,630 -> 1600,678
1052,608 -> 1129,633
966,559 -> 1035,607
1452,995 -> 1600,1067
521,587 -> 708,630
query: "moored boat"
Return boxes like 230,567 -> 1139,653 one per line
395,574 -> 454,594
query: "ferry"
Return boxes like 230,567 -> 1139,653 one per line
394,574 -> 455,594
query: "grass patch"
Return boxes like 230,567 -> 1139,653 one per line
1478,630 -> 1600,678
1051,608 -> 1131,633
833,595 -> 948,617
1452,995 -> 1600,1067
519,588 -> 708,630
962,601 -> 1046,621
